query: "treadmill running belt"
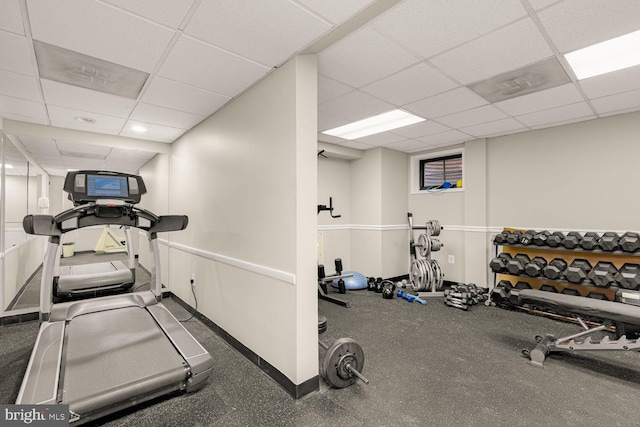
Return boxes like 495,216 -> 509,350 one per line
62,306 -> 188,416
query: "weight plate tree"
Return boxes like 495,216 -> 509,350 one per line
408,213 -> 445,294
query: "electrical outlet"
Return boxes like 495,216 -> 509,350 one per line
191,273 -> 196,285
448,255 -> 455,264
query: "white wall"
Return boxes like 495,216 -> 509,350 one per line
141,55 -> 318,386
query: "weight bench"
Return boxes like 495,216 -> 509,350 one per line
514,289 -> 640,367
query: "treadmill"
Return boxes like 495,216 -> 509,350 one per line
16,171 -> 214,425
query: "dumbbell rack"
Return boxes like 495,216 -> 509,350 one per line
491,229 -> 640,305
408,212 -> 445,298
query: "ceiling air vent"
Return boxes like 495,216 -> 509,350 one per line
466,57 -> 571,103
34,40 -> 149,99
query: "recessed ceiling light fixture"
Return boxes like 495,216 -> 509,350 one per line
131,124 -> 147,133
322,109 -> 425,140
75,116 -> 96,124
565,29 -> 640,80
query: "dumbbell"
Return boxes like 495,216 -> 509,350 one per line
542,258 -> 568,280
588,261 -> 618,287
490,280 -> 513,304
580,232 -> 600,250
506,231 -> 522,245
494,231 -> 509,245
620,232 -> 640,253
381,281 -> 395,299
506,254 -> 530,275
564,259 -> 593,284
520,230 -> 536,245
532,230 -> 551,246
599,232 -> 620,252
547,231 -> 565,248
489,253 -> 513,273
561,231 -> 582,249
524,257 -> 547,277
616,263 -> 640,290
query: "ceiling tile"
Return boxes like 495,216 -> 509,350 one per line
0,0 -> 24,35
27,0 -> 175,72
0,30 -> 35,76
41,79 -> 135,118
0,113 -> 48,125
107,148 -> 156,162
372,0 -> 527,59
530,115 -> 595,130
417,129 -> 473,145
337,140 -> 373,151
579,65 -> 640,99
20,136 -> 59,154
318,90 -> 394,122
130,103 -> 205,129
318,27 -> 420,88
390,120 -> 451,139
185,0 -> 330,67
361,62 -> 458,106
296,0 -> 375,25
404,87 -> 487,119
317,111 -> 348,132
431,18 -> 553,85
142,76 -> 230,117
0,70 -> 40,101
526,0 -> 563,10
318,75 -> 353,104
494,83 -> 585,116
121,120 -> 186,143
354,132 -> 405,146
460,117 -> 526,137
159,35 -> 270,97
47,105 -> 125,134
437,105 -> 508,128
56,140 -> 112,156
516,102 -> 593,127
385,139 -> 435,153
61,157 -> 106,170
0,94 -> 47,119
103,0 -> 196,29
538,0 -> 640,53
590,89 -> 640,115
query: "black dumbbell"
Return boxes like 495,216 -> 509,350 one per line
520,230 -> 536,245
599,232 -> 620,252
490,280 -> 513,304
539,284 -> 558,293
564,259 -> 593,284
616,263 -> 640,290
381,281 -> 395,299
620,232 -> 640,253
524,256 -> 547,277
367,277 -> 376,291
514,281 -> 532,290
588,261 -> 618,287
506,231 -> 522,245
489,253 -> 513,273
506,254 -> 530,275
375,277 -> 384,293
561,231 -> 582,249
494,231 -> 510,245
532,230 -> 551,246
580,232 -> 600,250
543,258 -> 567,280
547,231 -> 565,248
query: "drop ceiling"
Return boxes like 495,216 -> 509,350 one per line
0,0 -> 639,175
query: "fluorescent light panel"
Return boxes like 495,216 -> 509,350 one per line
565,29 -> 640,80
1,164 -> 14,168
322,109 -> 425,140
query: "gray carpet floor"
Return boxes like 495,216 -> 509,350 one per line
3,286 -> 640,426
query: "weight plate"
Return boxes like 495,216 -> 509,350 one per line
422,259 -> 433,291
417,233 -> 431,258
321,337 -> 365,389
410,260 -> 423,290
431,259 -> 444,290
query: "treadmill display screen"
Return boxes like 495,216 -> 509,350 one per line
87,174 -> 129,198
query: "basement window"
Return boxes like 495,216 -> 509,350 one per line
410,149 -> 464,194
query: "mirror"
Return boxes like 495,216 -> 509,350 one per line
2,133 -> 46,313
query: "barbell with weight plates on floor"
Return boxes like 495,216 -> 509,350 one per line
319,338 -> 369,388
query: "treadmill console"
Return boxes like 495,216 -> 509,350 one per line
64,170 -> 147,205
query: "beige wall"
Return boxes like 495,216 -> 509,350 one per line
141,55 -> 318,386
